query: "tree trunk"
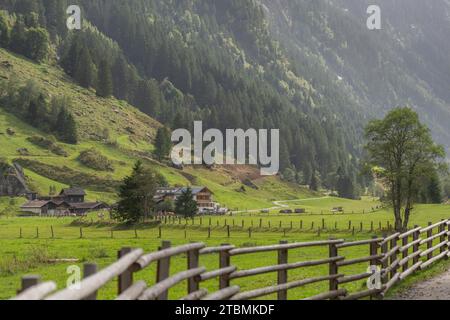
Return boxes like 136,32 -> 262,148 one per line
393,181 -> 403,232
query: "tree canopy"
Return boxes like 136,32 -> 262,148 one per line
364,107 -> 445,231
115,161 -> 167,223
175,188 -> 198,218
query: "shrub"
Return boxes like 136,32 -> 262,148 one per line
15,158 -> 119,192
78,149 -> 114,172
27,135 -> 68,156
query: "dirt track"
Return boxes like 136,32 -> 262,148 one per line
392,269 -> 450,300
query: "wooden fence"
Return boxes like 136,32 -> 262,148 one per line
159,216 -> 396,235
12,219 -> 450,300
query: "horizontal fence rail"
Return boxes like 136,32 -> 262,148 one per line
11,219 -> 450,300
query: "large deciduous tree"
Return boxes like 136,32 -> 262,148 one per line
364,108 -> 445,231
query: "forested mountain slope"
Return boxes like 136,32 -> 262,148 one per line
261,0 -> 450,153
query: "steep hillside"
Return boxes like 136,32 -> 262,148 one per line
0,48 -> 315,208
0,49 -> 161,142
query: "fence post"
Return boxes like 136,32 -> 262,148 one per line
36,227 -> 39,238
439,220 -> 446,254
278,240 -> 288,300
412,225 -> 420,264
329,240 -> 339,299
227,225 -> 230,238
80,227 -> 83,239
18,275 -> 40,294
380,234 -> 388,285
427,222 -> 433,260
19,227 -> 22,239
219,244 -> 231,289
390,235 -> 398,279
248,227 -> 252,238
84,263 -> 98,300
51,226 -> 54,239
447,221 -> 450,259
187,245 -> 200,294
370,236 -> 379,299
402,232 -> 409,272
156,241 -> 171,300
118,248 -> 133,295
208,227 -> 211,239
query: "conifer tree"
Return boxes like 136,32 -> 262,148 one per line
115,161 -> 166,223
154,126 -> 172,161
9,18 -> 26,54
175,188 -> 198,218
96,59 -> 113,98
0,14 -> 10,48
75,47 -> 95,89
310,169 -> 319,191
24,27 -> 49,62
427,175 -> 442,204
55,107 -> 77,144
61,37 -> 81,77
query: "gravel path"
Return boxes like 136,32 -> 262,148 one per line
392,269 -> 450,300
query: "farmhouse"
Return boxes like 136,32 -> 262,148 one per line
155,186 -> 217,213
58,187 -> 86,203
20,200 -> 72,216
20,187 -> 108,216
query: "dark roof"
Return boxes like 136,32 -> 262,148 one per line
60,187 -> 86,196
21,200 -> 50,209
156,186 -> 213,196
20,200 -> 71,209
69,202 -> 108,209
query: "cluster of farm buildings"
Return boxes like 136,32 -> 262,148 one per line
19,186 -> 222,216
20,188 -> 108,216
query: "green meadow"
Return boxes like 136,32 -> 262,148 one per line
0,200 -> 448,300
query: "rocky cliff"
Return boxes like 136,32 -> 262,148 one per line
0,162 -> 29,196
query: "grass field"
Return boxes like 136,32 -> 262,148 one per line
0,201 -> 448,300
